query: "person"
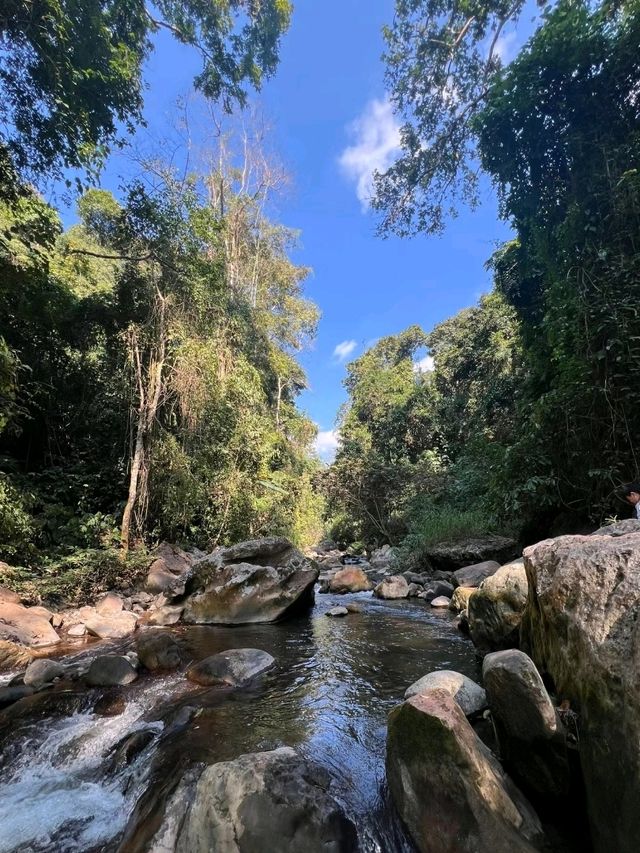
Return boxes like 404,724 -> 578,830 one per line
622,482 -> 640,519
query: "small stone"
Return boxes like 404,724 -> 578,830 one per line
345,602 -> 361,613
23,658 -> 65,688
51,613 -> 63,628
430,596 -> 451,608
326,606 -> 349,617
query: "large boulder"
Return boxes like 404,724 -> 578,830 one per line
373,575 -> 409,599
521,528 -> 640,853
468,559 -> 528,654
0,601 -> 60,647
453,560 -> 500,588
386,690 -> 544,853
146,543 -> 195,597
326,567 -> 372,594
483,650 -> 570,799
23,658 -> 65,688
86,655 -> 138,686
183,538 -> 318,625
84,609 -> 138,639
449,586 -> 475,613
186,648 -> 275,687
404,670 -> 487,717
175,747 -> 358,853
425,536 -> 519,571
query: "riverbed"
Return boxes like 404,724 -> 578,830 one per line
0,592 -> 480,852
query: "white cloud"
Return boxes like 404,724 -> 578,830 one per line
413,355 -> 435,374
333,340 -> 357,363
338,97 -> 401,210
314,429 -> 339,463
494,30 -> 518,63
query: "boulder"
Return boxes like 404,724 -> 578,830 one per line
0,639 -> 33,671
186,648 -> 275,687
146,542 -> 195,596
136,632 -> 181,671
183,540 -> 318,625
23,658 -> 65,688
0,601 -> 61,647
407,583 -> 421,597
0,684 -> 35,709
370,544 -> 397,568
521,529 -> 640,852
326,606 -> 349,617
84,610 -> 138,640
592,518 -> 640,537
386,690 -> 544,853
175,747 -> 357,853
430,595 -> 450,608
373,575 -> 409,599
404,670 -> 487,717
147,605 -> 184,626
423,580 -> 455,603
468,559 -> 528,654
425,536 -> 519,571
449,586 -> 475,613
86,654 -> 138,686
482,649 -> 570,799
326,566 -> 372,594
453,560 -> 501,588
96,592 -> 124,616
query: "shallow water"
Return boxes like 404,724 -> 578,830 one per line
0,591 -> 480,852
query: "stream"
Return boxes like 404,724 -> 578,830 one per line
0,591 -> 481,852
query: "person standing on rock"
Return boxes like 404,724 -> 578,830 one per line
622,482 -> 640,518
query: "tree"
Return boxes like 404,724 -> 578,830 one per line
0,0 -> 292,193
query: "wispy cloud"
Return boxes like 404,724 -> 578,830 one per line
413,355 -> 435,374
333,340 -> 357,363
314,429 -> 339,462
494,30 -> 518,63
339,97 -> 401,210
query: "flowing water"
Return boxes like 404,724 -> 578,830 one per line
0,592 -> 481,852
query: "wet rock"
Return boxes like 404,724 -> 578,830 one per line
453,559 -> 501,588
449,586 -> 475,612
0,684 -> 35,709
0,601 -> 60,647
186,648 -> 275,687
96,592 -> 124,616
23,658 -> 65,688
468,559 -> 528,654
86,654 -> 138,686
326,606 -> 349,617
345,602 -> 361,613
430,595 -> 450,608
423,580 -> 455,602
84,610 -> 138,640
374,575 -> 409,599
67,623 -> 87,637
521,529 -> 640,852
93,690 -> 127,716
108,729 -> 155,771
148,604 -> 184,626
136,632 -> 181,671
386,690 -> 544,853
326,566 -> 372,594
425,535 -> 519,571
404,670 -> 487,717
146,542 -> 195,597
0,639 -> 33,671
483,649 -> 570,799
183,540 -> 318,625
175,747 -> 358,853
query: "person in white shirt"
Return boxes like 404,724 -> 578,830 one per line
622,482 -> 640,519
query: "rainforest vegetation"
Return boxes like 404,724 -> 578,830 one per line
1,0 -> 640,591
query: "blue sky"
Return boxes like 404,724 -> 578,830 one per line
59,0 -> 526,461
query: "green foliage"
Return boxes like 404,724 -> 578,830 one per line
0,0 -> 292,192
397,504 -> 495,570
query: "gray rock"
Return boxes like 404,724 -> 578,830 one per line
453,560 -> 501,588
425,535 -> 519,571
136,632 -> 181,671
423,580 -> 455,602
23,658 -> 65,688
175,747 -> 357,853
468,559 -> 528,654
483,649 -> 570,799
86,655 -> 138,686
592,518 -> 640,537
386,689 -> 544,853
407,583 -> 421,597
402,572 -> 427,586
186,648 -> 275,687
374,575 -> 409,599
430,595 -> 451,608
146,542 -> 195,597
404,670 -> 487,716
0,684 -> 35,708
326,606 -> 349,617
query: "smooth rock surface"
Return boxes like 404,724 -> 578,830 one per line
327,566 -> 372,594
386,690 -> 544,853
373,575 -> 409,599
521,529 -> 640,852
453,560 -> 500,588
468,559 -> 528,653
326,606 -> 349,617
449,586 -> 475,612
136,632 -> 181,671
0,601 -> 61,647
86,655 -> 138,686
483,649 -> 570,799
404,670 -> 487,716
430,595 -> 450,608
23,658 -> 65,688
186,648 -> 275,686
175,747 -> 358,853
84,610 -> 138,640
148,605 -> 184,626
